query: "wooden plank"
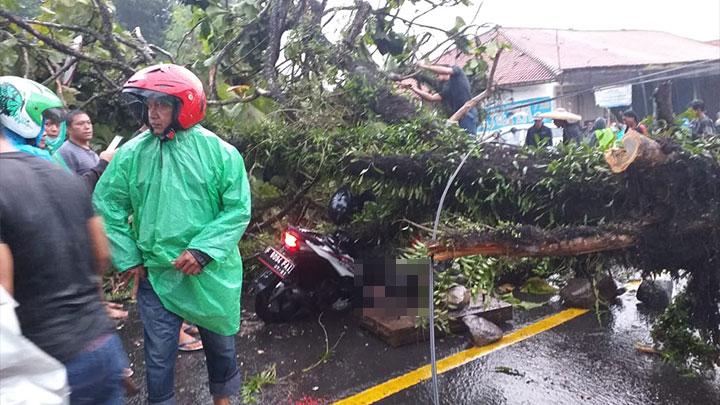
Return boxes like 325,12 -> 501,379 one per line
358,296 -> 513,347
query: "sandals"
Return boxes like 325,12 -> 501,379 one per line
178,337 -> 204,352
178,324 -> 203,352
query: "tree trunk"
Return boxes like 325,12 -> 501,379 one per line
604,130 -> 667,173
653,80 -> 674,127
428,226 -> 637,261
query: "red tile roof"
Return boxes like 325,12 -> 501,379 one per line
438,28 -> 720,87
435,41 -> 556,87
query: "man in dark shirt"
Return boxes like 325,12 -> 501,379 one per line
55,110 -> 117,191
0,124 -> 128,403
406,63 -> 478,135
525,114 -> 553,146
690,99 -> 716,138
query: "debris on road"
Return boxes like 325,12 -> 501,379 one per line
463,316 -> 503,347
634,343 -> 662,355
494,366 -> 525,377
637,279 -> 673,309
560,278 -> 595,309
446,285 -> 471,310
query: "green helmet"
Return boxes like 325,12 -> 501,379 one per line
0,76 -> 65,140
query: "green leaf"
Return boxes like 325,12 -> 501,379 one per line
520,277 -> 558,295
205,5 -> 228,19
500,293 -> 548,310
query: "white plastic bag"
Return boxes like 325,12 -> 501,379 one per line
0,287 -> 69,405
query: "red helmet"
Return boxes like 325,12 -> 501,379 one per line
122,64 -> 206,130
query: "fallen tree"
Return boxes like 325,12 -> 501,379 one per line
234,119 -> 718,371
416,132 -> 720,372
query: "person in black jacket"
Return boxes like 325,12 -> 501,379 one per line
525,114 -> 553,146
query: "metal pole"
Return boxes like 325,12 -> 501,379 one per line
428,258 -> 440,405
427,127 -> 491,404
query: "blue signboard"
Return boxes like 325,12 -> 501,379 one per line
483,97 -> 553,132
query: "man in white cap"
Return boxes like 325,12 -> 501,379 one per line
525,113 -> 553,146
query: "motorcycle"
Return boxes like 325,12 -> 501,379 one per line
251,187 -> 373,323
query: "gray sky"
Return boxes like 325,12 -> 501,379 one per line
409,0 -> 720,42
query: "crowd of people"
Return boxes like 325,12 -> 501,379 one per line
523,101 -> 716,149
0,64 -> 251,404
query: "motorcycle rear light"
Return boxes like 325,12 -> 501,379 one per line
283,231 -> 300,251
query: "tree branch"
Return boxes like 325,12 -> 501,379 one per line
41,57 -> 77,86
131,27 -> 157,63
92,66 -> 121,90
175,17 -> 206,57
0,10 -> 135,75
263,0 -> 292,102
209,5 -> 271,100
339,0 -> 372,58
374,10 -> 451,34
322,5 -> 358,14
25,19 -> 101,39
0,28 -> 34,48
428,226 -> 637,261
21,47 -> 30,78
92,0 -> 126,64
209,30 -> 248,100
148,44 -> 175,63
77,87 -> 119,109
114,33 -> 153,64
287,0 -> 309,29
418,25 -> 481,61
207,88 -> 272,106
604,130 -> 668,173
253,168 -> 321,230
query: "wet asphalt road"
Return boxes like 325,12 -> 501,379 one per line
118,288 -> 720,404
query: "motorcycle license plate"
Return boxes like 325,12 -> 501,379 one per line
258,247 -> 295,278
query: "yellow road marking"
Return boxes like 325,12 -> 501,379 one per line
334,308 -> 589,405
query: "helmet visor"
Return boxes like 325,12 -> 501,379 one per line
121,88 -> 178,126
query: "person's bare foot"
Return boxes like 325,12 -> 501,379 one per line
182,321 -> 199,336
213,396 -> 230,405
105,302 -> 128,320
178,328 -> 203,352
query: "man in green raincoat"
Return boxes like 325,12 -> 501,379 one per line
93,64 -> 251,405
